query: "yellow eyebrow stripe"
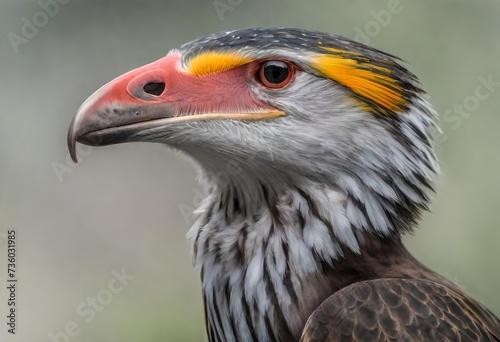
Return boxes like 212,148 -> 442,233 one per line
187,52 -> 253,77
311,48 -> 407,114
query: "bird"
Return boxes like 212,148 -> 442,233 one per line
67,28 -> 500,341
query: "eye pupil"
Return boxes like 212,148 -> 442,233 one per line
257,60 -> 294,88
262,61 -> 290,85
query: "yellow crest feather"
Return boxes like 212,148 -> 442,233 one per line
187,52 -> 253,77
311,48 -> 407,114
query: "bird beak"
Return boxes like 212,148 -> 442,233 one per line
67,53 -> 284,163
67,54 -> 182,163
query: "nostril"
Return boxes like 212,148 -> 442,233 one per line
143,82 -> 165,96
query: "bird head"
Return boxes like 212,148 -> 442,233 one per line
68,28 -> 438,245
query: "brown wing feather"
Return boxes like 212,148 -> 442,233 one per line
301,278 -> 500,342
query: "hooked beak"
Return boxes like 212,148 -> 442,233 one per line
67,53 -> 284,163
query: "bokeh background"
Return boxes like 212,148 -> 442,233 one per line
1,0 -> 499,341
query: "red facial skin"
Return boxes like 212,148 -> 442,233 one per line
67,52 -> 283,162
112,53 -> 273,113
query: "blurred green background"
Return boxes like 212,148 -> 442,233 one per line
0,0 -> 499,341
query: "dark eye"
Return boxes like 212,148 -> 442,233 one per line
143,82 -> 165,96
258,61 -> 294,88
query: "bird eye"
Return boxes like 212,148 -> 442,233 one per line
257,61 -> 294,88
